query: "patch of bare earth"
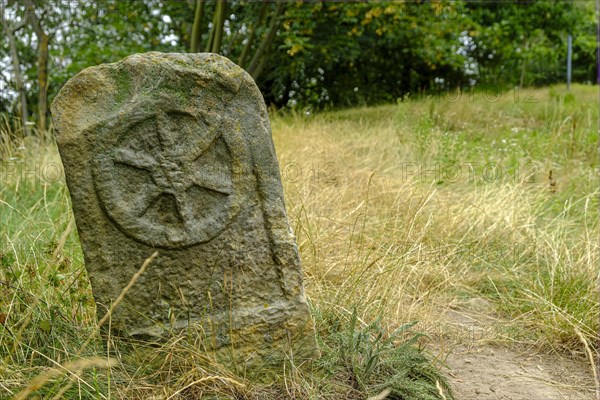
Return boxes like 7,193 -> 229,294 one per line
428,298 -> 596,400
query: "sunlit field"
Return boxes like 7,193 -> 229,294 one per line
275,84 -> 598,349
0,84 -> 597,398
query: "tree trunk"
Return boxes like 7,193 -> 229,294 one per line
4,22 -> 29,136
238,1 -> 268,68
190,0 -> 205,53
251,51 -> 269,82
204,5 -> 216,53
224,26 -> 239,56
37,33 -> 49,133
211,0 -> 227,54
519,39 -> 529,88
24,0 -> 50,133
247,2 -> 284,80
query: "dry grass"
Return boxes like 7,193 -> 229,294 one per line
0,84 -> 597,398
272,84 -> 598,358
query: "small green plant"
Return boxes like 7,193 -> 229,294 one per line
316,308 -> 452,400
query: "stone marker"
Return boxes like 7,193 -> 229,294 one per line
51,52 -> 317,369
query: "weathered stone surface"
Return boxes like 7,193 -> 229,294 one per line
51,52 -> 317,369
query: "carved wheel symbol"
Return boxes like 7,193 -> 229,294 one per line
93,110 -> 239,249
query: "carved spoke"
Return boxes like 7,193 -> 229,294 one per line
191,167 -> 233,195
130,186 -> 161,218
166,227 -> 186,244
185,123 -> 221,162
175,191 -> 196,225
156,111 -> 177,152
115,148 -> 158,171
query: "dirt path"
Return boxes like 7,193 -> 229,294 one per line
442,344 -> 594,399
429,299 -> 596,400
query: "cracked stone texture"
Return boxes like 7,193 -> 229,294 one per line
51,52 -> 317,370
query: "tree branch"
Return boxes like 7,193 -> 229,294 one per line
24,0 -> 46,39
9,20 -> 27,33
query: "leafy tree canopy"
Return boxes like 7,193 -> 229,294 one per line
0,0 -> 596,126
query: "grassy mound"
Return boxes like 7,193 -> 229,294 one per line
1,84 -> 597,398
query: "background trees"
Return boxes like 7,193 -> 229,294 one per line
0,0 -> 597,134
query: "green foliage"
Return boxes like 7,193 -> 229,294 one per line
0,0 -> 596,119
316,308 -> 452,400
257,1 -> 597,111
261,1 -> 474,110
0,1 -> 598,129
465,1 -> 595,87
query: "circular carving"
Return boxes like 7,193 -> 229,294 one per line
93,109 -> 241,249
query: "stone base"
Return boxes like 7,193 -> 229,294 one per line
124,301 -> 318,374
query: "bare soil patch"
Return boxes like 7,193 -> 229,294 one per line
430,299 -> 596,399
